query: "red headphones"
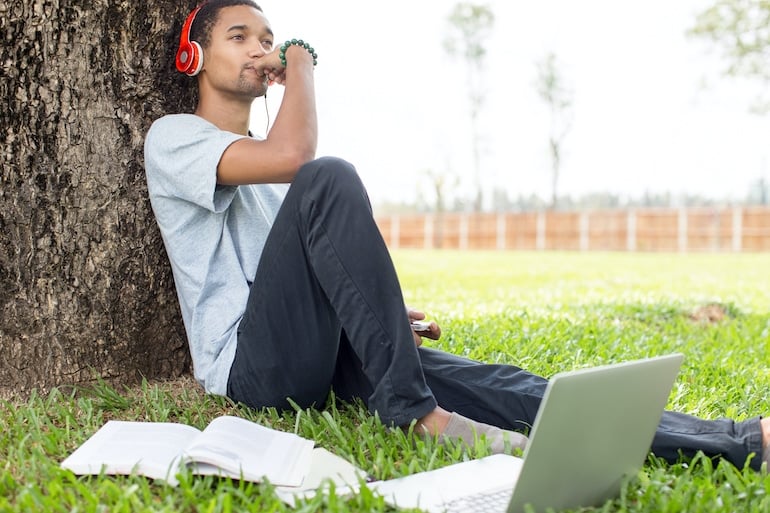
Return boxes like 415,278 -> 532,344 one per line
175,5 -> 204,76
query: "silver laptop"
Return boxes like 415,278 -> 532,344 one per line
369,353 -> 683,513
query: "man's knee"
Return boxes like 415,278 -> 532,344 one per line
298,156 -> 359,190
296,156 -> 369,207
312,156 -> 356,175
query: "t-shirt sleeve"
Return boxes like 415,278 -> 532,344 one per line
144,115 -> 246,213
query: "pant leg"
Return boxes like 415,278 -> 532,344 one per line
419,347 -> 547,433
651,412 -> 763,470
418,347 -> 764,469
228,157 -> 436,426
226,174 -> 343,410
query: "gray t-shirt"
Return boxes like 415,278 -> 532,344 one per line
144,114 -> 288,395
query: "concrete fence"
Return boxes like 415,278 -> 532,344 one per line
374,206 -> 770,252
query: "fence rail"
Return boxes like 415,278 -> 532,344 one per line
375,206 -> 770,252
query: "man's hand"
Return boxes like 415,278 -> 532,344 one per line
256,45 -> 314,86
407,307 -> 441,347
255,49 -> 286,85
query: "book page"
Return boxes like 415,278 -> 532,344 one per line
60,420 -> 202,485
274,447 -> 367,506
183,416 -> 314,487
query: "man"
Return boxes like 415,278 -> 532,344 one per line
145,0 -> 770,469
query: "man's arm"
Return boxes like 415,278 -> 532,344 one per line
217,45 -> 317,185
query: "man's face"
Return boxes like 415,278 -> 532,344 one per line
200,5 -> 274,99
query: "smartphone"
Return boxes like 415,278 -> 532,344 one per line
410,320 -> 431,332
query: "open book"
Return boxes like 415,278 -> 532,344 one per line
61,415 -> 362,491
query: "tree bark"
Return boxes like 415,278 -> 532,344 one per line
0,0 -> 201,397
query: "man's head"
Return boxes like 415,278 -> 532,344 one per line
176,0 -> 263,76
178,0 -> 276,111
190,0 -> 262,50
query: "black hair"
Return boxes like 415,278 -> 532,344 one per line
190,0 -> 263,49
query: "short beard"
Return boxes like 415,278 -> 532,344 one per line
236,72 -> 267,98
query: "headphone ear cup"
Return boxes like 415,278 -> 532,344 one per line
175,41 -> 203,76
175,41 -> 193,74
186,41 -> 204,76
175,5 -> 203,76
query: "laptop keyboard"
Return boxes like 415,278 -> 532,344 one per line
443,488 -> 512,513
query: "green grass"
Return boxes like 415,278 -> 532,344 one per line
3,250 -> 770,512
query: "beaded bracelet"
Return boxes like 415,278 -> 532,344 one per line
279,39 -> 318,67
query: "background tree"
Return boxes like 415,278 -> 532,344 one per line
747,176 -> 769,205
689,0 -> 770,113
0,0 -> 200,397
443,2 -> 495,212
421,164 -> 460,247
535,51 -> 573,210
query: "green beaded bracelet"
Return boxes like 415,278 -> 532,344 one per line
279,39 -> 318,67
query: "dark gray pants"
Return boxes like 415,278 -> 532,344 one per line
227,157 -> 764,470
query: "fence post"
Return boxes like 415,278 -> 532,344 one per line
536,211 -> 546,251
391,215 -> 400,250
497,213 -> 506,250
579,211 -> 589,251
459,214 -> 469,250
709,208 -> 719,252
627,210 -> 636,252
678,208 -> 688,253
732,207 -> 743,252
424,214 -> 434,249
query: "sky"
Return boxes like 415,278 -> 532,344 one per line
252,0 -> 769,208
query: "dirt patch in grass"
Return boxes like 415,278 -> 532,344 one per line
689,303 -> 730,324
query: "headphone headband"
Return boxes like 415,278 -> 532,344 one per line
175,5 -> 204,76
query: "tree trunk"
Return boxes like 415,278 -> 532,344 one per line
0,0 -> 201,397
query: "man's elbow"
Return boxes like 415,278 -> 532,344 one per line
285,147 -> 316,172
